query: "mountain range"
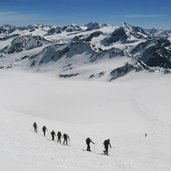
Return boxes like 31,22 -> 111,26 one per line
0,22 -> 171,81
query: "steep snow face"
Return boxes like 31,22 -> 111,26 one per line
1,35 -> 51,53
29,42 -> 93,66
102,23 -> 150,46
30,44 -> 67,65
122,23 -> 150,39
0,70 -> 171,171
27,41 -> 127,81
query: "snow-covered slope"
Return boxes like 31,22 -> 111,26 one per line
0,70 -> 171,171
1,35 -> 51,53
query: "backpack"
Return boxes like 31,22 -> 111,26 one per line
86,138 -> 91,144
63,134 -> 67,139
58,132 -> 61,137
42,126 -> 46,131
33,122 -> 37,128
103,140 -> 107,146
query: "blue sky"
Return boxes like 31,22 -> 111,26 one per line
0,0 -> 171,28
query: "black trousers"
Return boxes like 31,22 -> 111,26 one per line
57,137 -> 61,143
87,144 -> 91,151
34,128 -> 37,133
63,139 -> 68,145
104,146 -> 108,154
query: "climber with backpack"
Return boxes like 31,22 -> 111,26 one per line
103,139 -> 112,155
42,125 -> 48,136
63,133 -> 70,145
57,131 -> 62,143
50,130 -> 56,141
86,137 -> 95,152
33,122 -> 38,133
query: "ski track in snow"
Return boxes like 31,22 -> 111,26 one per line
0,70 -> 171,171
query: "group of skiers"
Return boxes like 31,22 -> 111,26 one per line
33,122 -> 70,145
33,122 -> 112,155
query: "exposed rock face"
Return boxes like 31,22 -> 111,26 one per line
102,27 -> 129,45
131,38 -> 171,69
46,27 -> 62,35
73,31 -> 103,42
110,63 -> 136,81
85,22 -> 102,31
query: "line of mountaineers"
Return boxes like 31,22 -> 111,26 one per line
33,122 -> 112,155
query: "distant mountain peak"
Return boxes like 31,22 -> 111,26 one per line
85,22 -> 107,31
122,22 -> 133,28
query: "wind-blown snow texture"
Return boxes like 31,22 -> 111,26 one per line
0,22 -> 171,81
0,70 -> 171,171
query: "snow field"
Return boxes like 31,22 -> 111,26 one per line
0,70 -> 171,170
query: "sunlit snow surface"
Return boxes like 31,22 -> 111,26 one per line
0,70 -> 171,171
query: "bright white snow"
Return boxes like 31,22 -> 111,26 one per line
0,69 -> 171,171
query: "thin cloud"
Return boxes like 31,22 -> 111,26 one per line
124,14 -> 167,18
0,11 -> 18,15
160,7 -> 171,10
0,11 -> 38,25
0,11 -> 90,26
